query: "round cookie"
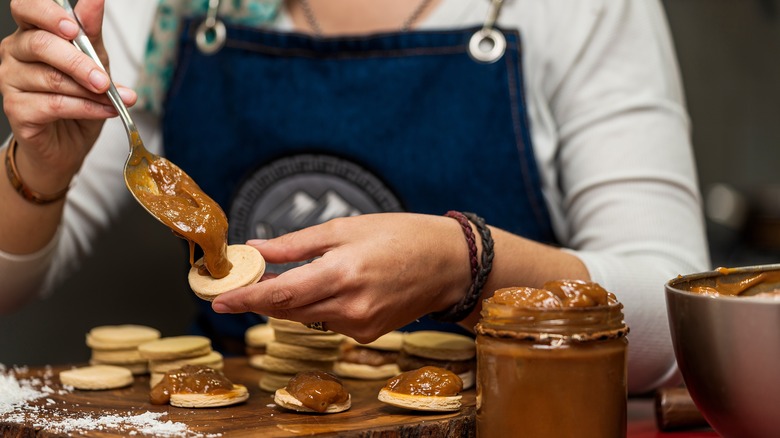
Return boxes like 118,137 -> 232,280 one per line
259,371 -> 294,392
256,355 -> 334,375
273,331 -> 345,349
377,388 -> 462,412
402,331 -> 476,361
86,325 -> 161,350
149,351 -> 224,374
91,348 -> 145,364
268,317 -> 335,335
334,332 -> 404,380
59,365 -> 134,390
266,341 -> 340,362
245,323 -> 275,347
347,331 -> 405,351
138,336 -> 212,360
188,244 -> 265,301
170,384 -> 249,408
90,359 -> 149,376
377,366 -> 463,412
149,372 -> 165,389
333,361 -> 400,380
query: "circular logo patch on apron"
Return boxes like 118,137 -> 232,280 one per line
228,154 -> 403,270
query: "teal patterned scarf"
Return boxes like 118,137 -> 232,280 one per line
136,0 -> 281,114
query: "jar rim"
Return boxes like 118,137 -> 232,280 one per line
477,300 -> 628,342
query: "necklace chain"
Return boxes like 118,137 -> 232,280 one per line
298,0 -> 434,36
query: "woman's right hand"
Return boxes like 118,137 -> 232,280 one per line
0,0 -> 136,193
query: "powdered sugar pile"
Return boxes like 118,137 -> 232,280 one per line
0,364 -> 57,415
0,364 -> 221,437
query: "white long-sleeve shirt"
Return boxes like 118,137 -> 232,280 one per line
0,0 -> 710,394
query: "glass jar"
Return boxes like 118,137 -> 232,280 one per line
475,286 -> 629,438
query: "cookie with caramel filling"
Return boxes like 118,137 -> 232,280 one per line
377,366 -> 463,412
274,370 -> 351,414
400,331 -> 476,389
188,244 -> 265,301
333,332 -> 404,380
150,365 -> 248,408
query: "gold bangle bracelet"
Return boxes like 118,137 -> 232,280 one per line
4,137 -> 69,205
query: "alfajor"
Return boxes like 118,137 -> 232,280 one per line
150,364 -> 248,408
85,324 -> 160,376
188,244 -> 265,301
140,336 -> 223,388
255,318 -> 344,392
377,366 -> 463,412
399,331 -> 476,389
274,370 -> 351,414
334,331 -> 404,380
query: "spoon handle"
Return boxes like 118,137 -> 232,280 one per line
53,0 -> 139,151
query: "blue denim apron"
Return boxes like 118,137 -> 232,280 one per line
162,18 -> 556,352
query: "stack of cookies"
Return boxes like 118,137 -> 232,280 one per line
87,324 -> 161,376
334,331 -> 404,380
139,335 -> 224,387
398,331 -> 477,390
253,318 -> 345,392
244,323 -> 275,364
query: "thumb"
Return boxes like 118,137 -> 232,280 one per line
73,0 -> 106,49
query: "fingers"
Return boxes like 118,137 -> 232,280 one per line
7,0 -> 110,95
247,218 -> 347,264
2,60 -> 134,109
2,0 -> 136,135
4,93 -> 113,138
73,0 -> 107,39
212,254 -> 345,317
11,0 -> 79,37
8,28 -> 109,95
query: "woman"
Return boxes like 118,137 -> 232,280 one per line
0,0 -> 709,393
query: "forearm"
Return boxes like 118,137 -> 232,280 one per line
0,137 -> 70,255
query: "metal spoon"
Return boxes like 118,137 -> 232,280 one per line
54,0 -> 179,224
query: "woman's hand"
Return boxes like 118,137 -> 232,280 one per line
0,0 -> 136,192
212,213 -> 472,343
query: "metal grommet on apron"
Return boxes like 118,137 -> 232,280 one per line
469,0 -> 507,64
196,0 -> 227,55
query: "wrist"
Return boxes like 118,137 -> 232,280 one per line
4,137 -> 72,205
431,211 -> 494,323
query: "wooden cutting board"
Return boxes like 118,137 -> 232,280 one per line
0,357 -> 476,437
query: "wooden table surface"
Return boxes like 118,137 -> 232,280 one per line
0,358 -> 719,437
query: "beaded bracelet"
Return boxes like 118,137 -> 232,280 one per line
431,211 -> 495,323
4,137 -> 70,205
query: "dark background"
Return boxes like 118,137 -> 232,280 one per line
2,1 -> 780,365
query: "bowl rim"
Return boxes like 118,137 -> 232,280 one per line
665,263 -> 780,303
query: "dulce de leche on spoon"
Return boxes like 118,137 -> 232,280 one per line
55,0 -> 264,287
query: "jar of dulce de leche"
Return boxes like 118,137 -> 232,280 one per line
475,280 -> 629,438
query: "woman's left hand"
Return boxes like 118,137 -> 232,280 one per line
211,213 -> 471,343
